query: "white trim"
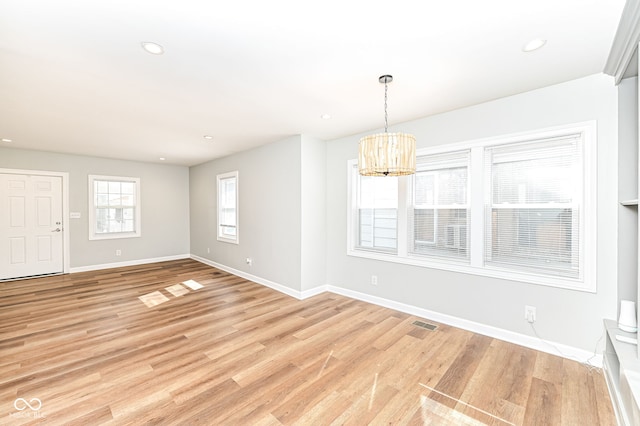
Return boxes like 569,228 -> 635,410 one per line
70,253 -> 189,273
469,148 -> 485,266
602,364 -> 625,426
604,1 -> 640,84
300,286 -> 327,299
0,168 -> 70,275
326,284 -> 602,367
191,254 -> 304,299
582,120 -> 598,293
88,174 -> 141,240
346,121 -> 597,292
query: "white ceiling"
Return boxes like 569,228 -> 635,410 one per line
0,0 -> 626,166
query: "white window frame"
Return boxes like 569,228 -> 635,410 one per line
88,175 -> 141,240
217,171 -> 239,244
347,121 -> 597,292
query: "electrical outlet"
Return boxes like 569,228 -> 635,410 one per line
207,247 -> 210,254
371,275 -> 378,286
246,257 -> 252,266
115,249 -> 122,256
525,305 -> 536,323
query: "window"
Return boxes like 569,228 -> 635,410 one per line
347,122 -> 596,291
485,137 -> 581,278
410,151 -> 469,261
217,171 -> 238,244
354,171 -> 398,252
88,175 -> 141,240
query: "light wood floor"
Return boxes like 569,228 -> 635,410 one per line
0,259 -> 614,425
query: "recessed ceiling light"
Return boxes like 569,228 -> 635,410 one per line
2,138 -> 12,143
141,42 -> 164,55
203,135 -> 213,140
159,157 -> 166,161
320,114 -> 331,120
522,38 -> 547,52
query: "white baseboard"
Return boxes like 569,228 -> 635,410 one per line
69,254 -> 190,273
190,254 -> 315,300
326,285 -> 603,368
300,286 -> 327,299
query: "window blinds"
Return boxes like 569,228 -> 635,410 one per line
484,135 -> 582,278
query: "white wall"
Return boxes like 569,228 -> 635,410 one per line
189,135 -> 304,293
325,73 -> 618,352
0,147 -> 190,268
301,135 -> 326,293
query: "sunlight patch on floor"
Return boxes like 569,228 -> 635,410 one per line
369,372 -> 379,410
138,291 -> 170,308
139,280 -> 204,307
418,383 -> 515,426
316,350 -> 334,379
165,283 -> 189,297
182,279 -> 203,290
419,395 -> 487,425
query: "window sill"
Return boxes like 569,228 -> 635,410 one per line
89,232 -> 140,241
217,237 -> 239,245
347,249 -> 594,293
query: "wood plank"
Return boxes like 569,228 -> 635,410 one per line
561,359 -> 603,425
524,377 -> 561,425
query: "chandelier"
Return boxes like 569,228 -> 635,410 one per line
358,75 -> 416,176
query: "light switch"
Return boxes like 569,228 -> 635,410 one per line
70,212 -> 81,219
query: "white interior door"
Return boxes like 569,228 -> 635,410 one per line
0,174 -> 64,280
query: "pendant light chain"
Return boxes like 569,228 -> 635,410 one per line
384,79 -> 389,133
